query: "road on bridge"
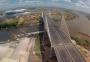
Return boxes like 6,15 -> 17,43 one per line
42,12 -> 86,62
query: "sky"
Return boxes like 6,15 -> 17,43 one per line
0,0 -> 90,13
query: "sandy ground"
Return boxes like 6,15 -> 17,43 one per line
70,30 -> 90,62
31,51 -> 42,62
86,56 -> 90,62
77,45 -> 90,62
85,51 -> 90,62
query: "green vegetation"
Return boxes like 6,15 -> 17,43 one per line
0,15 -> 41,30
71,37 -> 90,49
86,16 -> 90,20
0,18 -> 24,30
0,19 -> 18,29
34,35 -> 41,57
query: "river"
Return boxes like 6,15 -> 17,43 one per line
0,23 -> 44,43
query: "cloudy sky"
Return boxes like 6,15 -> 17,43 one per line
0,0 -> 90,13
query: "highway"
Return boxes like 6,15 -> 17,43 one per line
65,45 -> 85,62
54,45 -> 73,62
0,11 -> 86,62
42,12 -> 86,62
44,13 -> 71,46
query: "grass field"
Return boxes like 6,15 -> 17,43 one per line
34,36 -> 41,57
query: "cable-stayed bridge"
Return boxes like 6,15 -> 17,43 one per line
1,11 -> 86,62
42,12 -> 86,62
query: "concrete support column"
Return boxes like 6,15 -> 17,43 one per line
49,48 -> 55,58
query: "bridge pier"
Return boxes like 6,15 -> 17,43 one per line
49,48 -> 56,58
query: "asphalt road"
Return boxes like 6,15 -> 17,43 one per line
65,45 -> 85,62
43,12 -> 86,62
45,14 -> 71,46
54,45 -> 73,62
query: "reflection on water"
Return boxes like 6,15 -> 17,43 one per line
0,24 -> 44,42
20,24 -> 44,33
0,31 -> 11,42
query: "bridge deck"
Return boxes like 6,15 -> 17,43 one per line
65,45 -> 85,62
54,45 -> 73,62
45,16 -> 71,46
43,12 -> 86,62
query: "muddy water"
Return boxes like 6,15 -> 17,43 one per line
0,24 -> 44,42
0,31 -> 11,42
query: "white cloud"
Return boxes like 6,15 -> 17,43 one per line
0,0 -> 9,3
24,1 -> 40,3
64,0 -> 72,2
74,0 -> 89,8
18,0 -> 41,4
51,0 -> 60,2
75,3 -> 88,8
0,0 -> 7,2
